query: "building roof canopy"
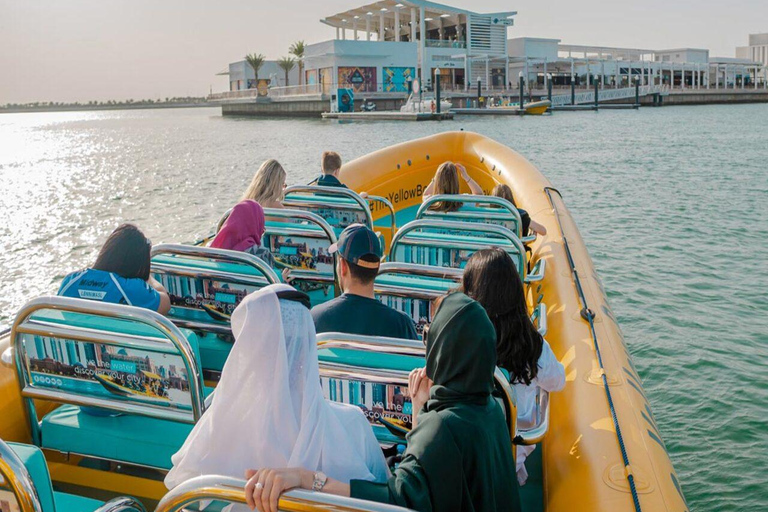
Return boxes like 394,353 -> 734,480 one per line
321,0 -> 515,32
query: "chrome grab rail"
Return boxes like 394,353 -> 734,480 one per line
365,195 -> 397,237
515,388 -> 550,446
531,303 -> 548,337
417,194 -> 523,239
315,333 -> 517,441
525,258 -> 546,284
377,262 -> 463,282
0,439 -> 44,512
284,184 -> 374,228
389,219 -> 526,279
11,296 -> 207,445
151,243 -> 280,285
156,475 -> 414,512
93,497 -> 146,512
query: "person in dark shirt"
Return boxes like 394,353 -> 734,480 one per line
311,224 -> 418,340
316,151 -> 348,188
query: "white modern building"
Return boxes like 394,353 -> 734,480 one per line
223,2 -> 766,94
507,38 -> 766,90
226,60 -> 300,91
737,33 -> 768,67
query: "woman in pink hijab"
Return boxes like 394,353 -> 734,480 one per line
211,200 -> 276,267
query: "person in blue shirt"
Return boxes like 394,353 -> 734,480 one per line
58,224 -> 171,314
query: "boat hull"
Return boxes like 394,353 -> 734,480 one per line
339,131 -> 687,512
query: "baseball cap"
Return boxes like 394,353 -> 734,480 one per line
328,224 -> 382,269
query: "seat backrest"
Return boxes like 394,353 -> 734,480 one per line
283,186 -> 373,233
389,219 -> 527,278
315,333 -> 517,444
150,244 -> 279,336
261,208 -> 339,305
417,194 -> 523,239
373,263 -> 462,338
9,297 -> 207,445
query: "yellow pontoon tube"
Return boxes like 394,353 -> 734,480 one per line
341,131 -> 687,512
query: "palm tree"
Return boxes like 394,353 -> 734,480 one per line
277,57 -> 296,86
245,53 -> 267,88
289,41 -> 306,85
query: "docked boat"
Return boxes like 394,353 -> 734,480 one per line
0,131 -> 686,512
489,99 -> 552,115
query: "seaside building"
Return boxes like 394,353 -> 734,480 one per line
225,60 -> 300,91
508,38 -> 766,90
221,2 -> 766,95
737,34 -> 768,68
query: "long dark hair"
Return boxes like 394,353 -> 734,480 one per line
461,247 -> 543,385
93,224 -> 152,281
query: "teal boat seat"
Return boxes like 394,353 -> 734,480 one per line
283,186 -> 373,234
8,442 -> 104,512
416,194 -> 525,239
40,394 -> 210,471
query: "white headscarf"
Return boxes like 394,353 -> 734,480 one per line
165,284 -> 389,489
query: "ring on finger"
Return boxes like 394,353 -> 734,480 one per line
255,482 -> 264,490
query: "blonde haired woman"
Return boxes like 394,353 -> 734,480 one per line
423,161 -> 483,212
243,159 -> 287,209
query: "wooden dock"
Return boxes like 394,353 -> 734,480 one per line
321,111 -> 453,121
452,108 -> 527,116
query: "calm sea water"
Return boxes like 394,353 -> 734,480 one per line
1,105 -> 766,511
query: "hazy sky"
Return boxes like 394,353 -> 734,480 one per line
1,0 -> 765,103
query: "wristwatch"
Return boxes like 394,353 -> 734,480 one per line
312,471 -> 328,492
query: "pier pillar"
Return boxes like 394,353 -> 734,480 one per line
395,7 -> 400,41
379,12 -> 385,41
411,8 -> 417,41
366,15 -> 371,41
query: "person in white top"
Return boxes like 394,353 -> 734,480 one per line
460,248 -> 566,485
165,283 -> 389,495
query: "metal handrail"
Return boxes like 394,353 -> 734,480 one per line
93,497 -> 146,512
365,195 -> 397,236
531,303 -> 548,337
284,184 -> 374,228
10,296 -> 206,444
0,439 -> 43,512
389,219 -> 526,278
377,262 -> 463,282
515,389 -> 551,446
317,332 -> 425,357
417,194 -> 523,235
151,243 -> 280,284
156,475 -> 414,512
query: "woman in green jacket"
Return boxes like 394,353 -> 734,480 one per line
244,292 -> 521,512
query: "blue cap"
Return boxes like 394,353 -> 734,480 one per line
328,224 -> 382,268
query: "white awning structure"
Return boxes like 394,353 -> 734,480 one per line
321,0 -> 515,42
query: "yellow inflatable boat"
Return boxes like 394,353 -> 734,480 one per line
0,131 -> 686,512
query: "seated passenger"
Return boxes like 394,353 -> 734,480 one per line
422,161 -> 483,212
311,224 -> 418,340
211,199 -> 276,267
316,151 -> 348,188
58,224 -> 170,315
244,292 -> 521,512
491,183 -> 547,236
165,283 -> 389,492
243,159 -> 287,209
461,248 -> 565,485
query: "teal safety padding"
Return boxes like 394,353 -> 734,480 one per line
152,254 -> 269,277
375,274 -> 456,293
317,348 -> 424,372
41,404 -> 195,470
392,204 -> 420,228
264,220 -> 328,234
54,491 -> 104,512
8,442 -> 56,512
287,194 -> 361,207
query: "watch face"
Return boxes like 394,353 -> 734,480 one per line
313,471 -> 328,491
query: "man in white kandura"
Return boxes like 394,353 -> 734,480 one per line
164,283 -> 389,501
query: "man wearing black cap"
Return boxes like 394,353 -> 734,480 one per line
311,224 -> 418,340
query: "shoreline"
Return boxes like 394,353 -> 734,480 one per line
0,102 -> 218,114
